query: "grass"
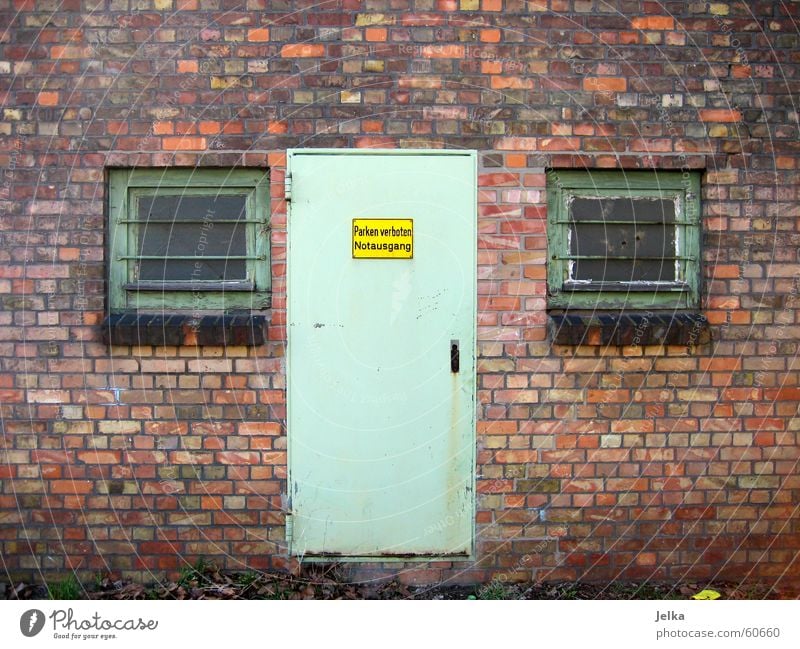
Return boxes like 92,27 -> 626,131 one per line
177,558 -> 214,588
555,582 -> 581,599
604,582 -> 684,600
474,581 -> 518,600
47,574 -> 81,600
234,571 -> 261,587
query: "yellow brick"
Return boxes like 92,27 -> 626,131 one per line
343,60 -> 361,74
150,106 -> 181,119
293,91 -> 314,104
355,13 -> 395,26
460,0 -> 479,8
98,421 -> 140,434
340,90 -> 361,103
210,76 -> 252,89
224,60 -> 246,74
708,2 -> 729,15
154,0 -> 173,9
708,124 -> 728,137
364,60 -> 385,72
363,89 -> 385,103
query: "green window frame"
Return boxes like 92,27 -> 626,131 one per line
108,168 -> 270,312
546,170 -> 701,310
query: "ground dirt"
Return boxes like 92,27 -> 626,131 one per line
2,562 -> 796,600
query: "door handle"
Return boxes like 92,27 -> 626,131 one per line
450,339 -> 459,373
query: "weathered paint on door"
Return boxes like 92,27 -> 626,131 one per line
287,149 -> 476,558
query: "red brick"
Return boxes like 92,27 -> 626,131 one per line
163,136 -> 206,150
76,451 -> 121,464
32,450 -> 71,463
675,506 -> 715,520
198,121 -> 221,135
248,28 -> 269,42
43,43 -> 76,59
710,264 -> 740,278
477,480 -> 513,493
539,137 -> 580,151
699,109 -> 742,123
764,388 -> 800,401
152,121 -> 173,135
145,421 -> 188,435
239,422 -> 281,435
731,65 -> 751,78
37,91 -> 59,106
587,389 -> 630,403
496,137 -> 537,150
754,432 -> 774,446
217,452 -> 260,465
0,389 -> 23,403
631,16 -> 674,30
365,27 -> 387,41
125,451 -> 166,464
491,76 -> 534,90
51,480 -> 93,494
583,77 -> 626,92
177,60 -> 198,73
281,44 -> 325,57
699,358 -> 742,371
479,172 -> 519,186
479,296 -> 521,310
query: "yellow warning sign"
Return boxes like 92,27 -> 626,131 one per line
352,218 -> 413,259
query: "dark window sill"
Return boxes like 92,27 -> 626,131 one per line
102,313 -> 268,347
548,312 -> 710,347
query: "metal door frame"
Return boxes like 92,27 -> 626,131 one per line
285,148 -> 477,561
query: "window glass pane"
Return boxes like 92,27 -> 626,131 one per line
570,197 -> 675,223
569,196 -> 677,283
138,224 -> 247,281
138,258 -> 246,281
570,224 -> 675,259
571,259 -> 675,282
138,194 -> 247,222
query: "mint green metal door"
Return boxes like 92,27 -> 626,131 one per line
287,149 -> 476,558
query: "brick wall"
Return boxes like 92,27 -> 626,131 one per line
1,0 -> 799,587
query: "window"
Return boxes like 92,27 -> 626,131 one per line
546,170 -> 700,311
108,168 -> 270,312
